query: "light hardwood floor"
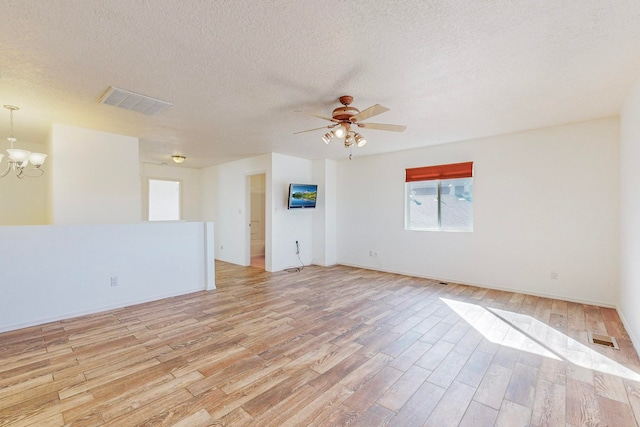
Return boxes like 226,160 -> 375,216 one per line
1,261 -> 640,426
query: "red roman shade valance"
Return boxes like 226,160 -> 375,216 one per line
405,161 -> 473,182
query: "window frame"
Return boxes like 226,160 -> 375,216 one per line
404,162 -> 473,232
146,177 -> 183,222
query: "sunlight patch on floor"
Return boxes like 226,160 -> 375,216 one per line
441,298 -> 640,381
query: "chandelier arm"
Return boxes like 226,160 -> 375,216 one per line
0,162 -> 12,177
20,167 -> 45,178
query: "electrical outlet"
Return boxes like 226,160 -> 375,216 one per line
110,276 -> 118,287
550,270 -> 558,280
373,251 -> 378,257
369,250 -> 373,256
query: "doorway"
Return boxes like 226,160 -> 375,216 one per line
249,173 -> 266,269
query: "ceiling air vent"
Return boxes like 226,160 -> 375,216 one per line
98,86 -> 172,115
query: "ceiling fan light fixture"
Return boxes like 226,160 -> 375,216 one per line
171,155 -> 186,164
355,133 -> 367,147
344,132 -> 356,148
322,132 -> 333,144
332,124 -> 347,138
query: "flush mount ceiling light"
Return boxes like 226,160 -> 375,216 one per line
0,105 -> 47,178
171,155 -> 186,164
294,95 -> 406,159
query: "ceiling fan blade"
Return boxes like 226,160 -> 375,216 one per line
293,126 -> 330,135
358,122 -> 407,132
298,112 -> 338,122
351,104 -> 389,122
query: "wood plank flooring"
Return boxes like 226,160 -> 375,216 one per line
1,261 -> 640,426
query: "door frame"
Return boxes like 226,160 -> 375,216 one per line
245,172 -> 267,267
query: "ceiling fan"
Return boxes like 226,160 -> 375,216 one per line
295,96 -> 406,156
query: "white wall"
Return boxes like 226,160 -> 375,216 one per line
0,140 -> 48,225
312,159 -> 337,266
0,222 -> 214,332
49,124 -> 141,224
619,76 -> 640,350
141,163 -> 202,221
271,153 -> 314,271
201,163 -> 219,223
337,118 -> 620,306
201,155 -> 271,267
201,153 -> 316,272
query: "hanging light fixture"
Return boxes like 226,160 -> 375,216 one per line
0,105 -> 47,178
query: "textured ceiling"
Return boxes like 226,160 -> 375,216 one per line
1,0 -> 640,168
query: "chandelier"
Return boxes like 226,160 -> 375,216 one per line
1,105 -> 47,178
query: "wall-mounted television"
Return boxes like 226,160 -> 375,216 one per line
288,183 -> 318,209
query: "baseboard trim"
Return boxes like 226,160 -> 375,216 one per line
338,262 -> 616,308
311,261 -> 338,268
615,306 -> 640,357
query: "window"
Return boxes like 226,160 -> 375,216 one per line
148,179 -> 181,221
405,162 -> 473,231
